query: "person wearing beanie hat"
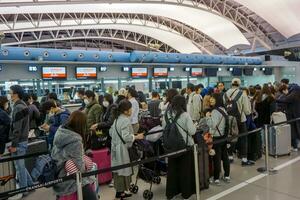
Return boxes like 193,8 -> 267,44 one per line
224,79 -> 253,166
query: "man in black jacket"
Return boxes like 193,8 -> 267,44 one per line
8,85 -> 33,197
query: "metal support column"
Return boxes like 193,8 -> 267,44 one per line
76,171 -> 83,200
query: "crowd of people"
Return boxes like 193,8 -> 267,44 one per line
0,77 -> 299,200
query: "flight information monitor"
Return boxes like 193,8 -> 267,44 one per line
153,68 -> 168,77
191,68 -> 203,77
42,67 -> 66,80
75,67 -> 97,80
131,67 -> 148,78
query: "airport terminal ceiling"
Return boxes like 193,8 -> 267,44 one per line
0,0 -> 299,54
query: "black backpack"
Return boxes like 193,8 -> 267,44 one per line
163,111 -> 188,153
224,89 -> 243,123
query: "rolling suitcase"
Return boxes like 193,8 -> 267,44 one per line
195,133 -> 210,190
268,124 -> 291,157
25,139 -> 48,173
0,160 -> 16,194
90,148 -> 112,184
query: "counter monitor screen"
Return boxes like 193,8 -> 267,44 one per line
42,67 -> 66,80
232,68 -> 242,76
243,68 -> 254,76
153,68 -> 168,77
191,68 -> 203,77
205,68 -> 218,77
76,67 -> 97,80
263,68 -> 273,75
131,68 -> 148,78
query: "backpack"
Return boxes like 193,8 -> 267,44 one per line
163,111 -> 189,153
216,108 -> 239,142
224,89 -> 243,123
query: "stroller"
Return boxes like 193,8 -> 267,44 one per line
129,125 -> 166,200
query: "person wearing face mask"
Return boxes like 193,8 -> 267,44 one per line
8,85 -> 34,198
90,93 -> 117,149
0,96 -> 11,157
40,100 -> 70,148
23,93 -> 41,132
110,99 -> 144,199
148,91 -> 162,118
84,90 -> 102,130
126,88 -> 140,134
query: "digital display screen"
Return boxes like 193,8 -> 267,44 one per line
172,81 -> 182,89
264,68 -> 273,75
131,68 -> 148,78
153,68 -> 168,77
232,68 -> 242,76
76,67 -> 97,80
243,68 -> 254,76
42,67 -> 66,80
205,68 -> 218,77
191,68 -> 203,77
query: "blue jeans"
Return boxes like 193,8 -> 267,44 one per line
12,141 -> 34,188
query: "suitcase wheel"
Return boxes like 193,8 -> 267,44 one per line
143,190 -> 153,200
129,184 -> 139,194
152,176 -> 161,184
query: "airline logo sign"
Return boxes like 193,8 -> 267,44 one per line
154,68 -> 168,77
132,68 -> 148,77
76,67 -> 97,78
42,67 -> 66,79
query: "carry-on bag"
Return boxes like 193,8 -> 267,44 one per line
90,148 -> 112,184
268,124 -> 291,157
195,133 -> 210,190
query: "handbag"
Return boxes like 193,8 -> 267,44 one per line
115,119 -> 140,162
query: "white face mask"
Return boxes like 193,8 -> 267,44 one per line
103,101 -> 109,108
163,97 -> 166,102
84,99 -> 90,105
7,94 -> 11,101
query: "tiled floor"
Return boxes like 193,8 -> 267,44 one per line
23,152 -> 300,200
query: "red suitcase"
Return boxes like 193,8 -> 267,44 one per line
91,148 -> 112,184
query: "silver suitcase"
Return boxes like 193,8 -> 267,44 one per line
268,124 -> 291,157
0,160 -> 16,193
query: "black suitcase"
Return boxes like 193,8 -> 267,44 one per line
25,139 -> 48,174
195,133 -> 210,190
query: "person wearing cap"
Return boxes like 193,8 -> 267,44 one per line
224,78 -> 252,166
115,88 -> 127,104
8,85 -> 34,199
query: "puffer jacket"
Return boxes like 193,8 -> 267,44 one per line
51,126 -> 92,196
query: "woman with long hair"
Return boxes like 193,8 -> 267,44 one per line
255,84 -> 276,128
110,100 -> 144,199
162,95 -> 196,200
206,93 -> 230,185
51,111 -> 97,200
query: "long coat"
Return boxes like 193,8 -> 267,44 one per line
109,114 -> 134,176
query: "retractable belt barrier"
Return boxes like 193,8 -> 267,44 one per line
1,117 -> 300,199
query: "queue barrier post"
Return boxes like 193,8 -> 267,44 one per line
76,171 -> 83,200
193,144 -> 201,200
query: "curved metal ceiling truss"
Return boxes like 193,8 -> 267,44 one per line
0,0 -> 285,52
0,13 -> 226,54
3,29 -> 178,53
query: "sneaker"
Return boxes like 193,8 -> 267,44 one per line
209,177 -> 214,184
214,179 -> 221,186
292,148 -> 298,152
229,156 -> 234,163
222,176 -> 231,183
241,160 -> 255,167
109,181 -> 114,187
8,193 -> 23,200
